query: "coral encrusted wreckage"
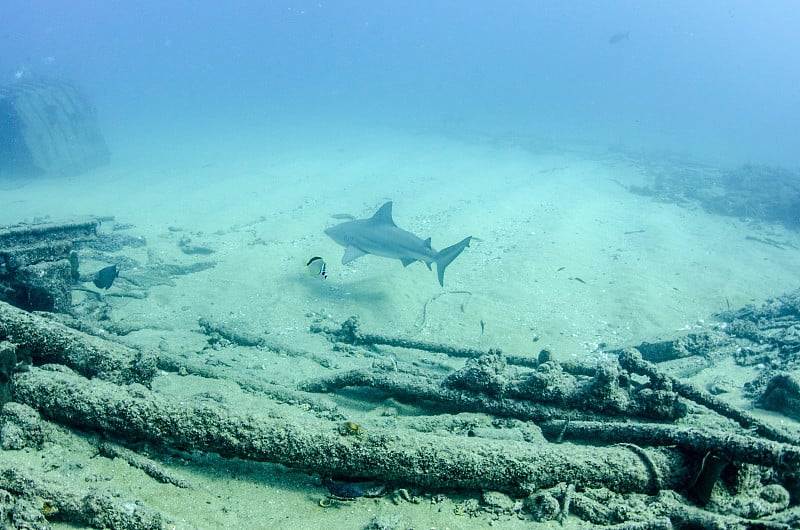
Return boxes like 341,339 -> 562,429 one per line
1,218 -> 800,528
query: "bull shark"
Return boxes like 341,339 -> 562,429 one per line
324,202 -> 471,287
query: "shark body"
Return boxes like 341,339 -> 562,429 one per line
324,202 -> 471,287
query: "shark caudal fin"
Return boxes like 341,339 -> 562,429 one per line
435,236 -> 471,287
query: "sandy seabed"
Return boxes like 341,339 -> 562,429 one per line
2,125 -> 799,529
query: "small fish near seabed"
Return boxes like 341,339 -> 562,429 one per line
306,256 -> 328,279
93,264 -> 119,289
324,201 -> 472,287
608,30 -> 630,44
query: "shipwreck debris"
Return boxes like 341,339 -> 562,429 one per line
0,259 -> 798,527
0,79 -> 109,180
0,219 -> 98,312
0,300 -> 156,386
14,365 -> 692,497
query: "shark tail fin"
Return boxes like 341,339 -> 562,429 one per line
435,236 -> 472,287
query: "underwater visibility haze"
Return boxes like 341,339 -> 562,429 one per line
2,1 -> 800,165
1,1 -> 800,529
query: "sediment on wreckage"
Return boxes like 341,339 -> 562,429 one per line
0,300 -> 156,386
13,365 -> 692,497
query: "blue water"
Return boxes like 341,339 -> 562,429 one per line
4,4 -> 800,528
3,0 -> 799,166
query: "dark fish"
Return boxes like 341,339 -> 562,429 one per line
322,477 -> 363,499
608,31 -> 630,44
93,265 -> 119,289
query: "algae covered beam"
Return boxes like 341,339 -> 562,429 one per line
311,316 -> 488,358
96,441 -> 188,489
540,420 -> 800,473
299,368 -> 596,423
14,366 -> 692,496
0,462 -> 166,529
617,348 -> 798,446
313,317 -> 556,368
0,218 -> 98,248
0,301 -> 156,386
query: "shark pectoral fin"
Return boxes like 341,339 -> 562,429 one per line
400,258 -> 415,267
342,246 -> 367,264
435,236 -> 472,287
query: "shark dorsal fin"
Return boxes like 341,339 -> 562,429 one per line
424,237 -> 432,249
370,202 -> 396,226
